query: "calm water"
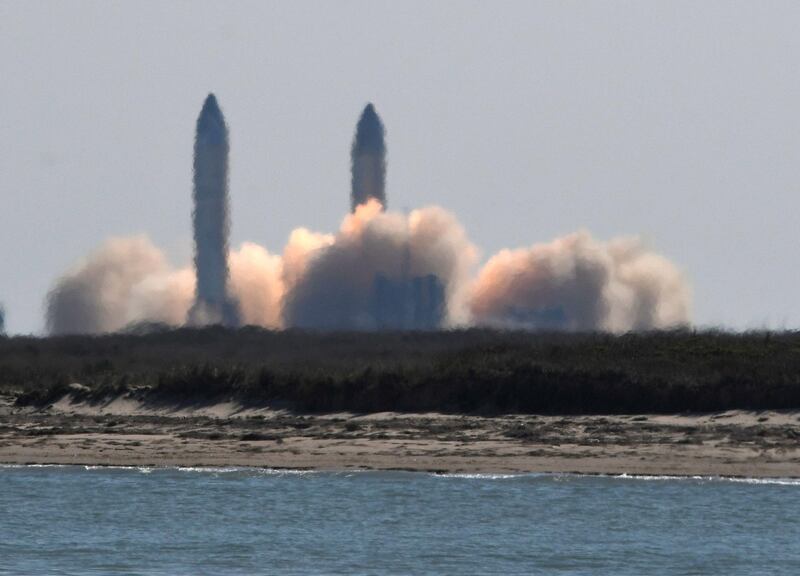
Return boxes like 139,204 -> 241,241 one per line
1,466 -> 799,575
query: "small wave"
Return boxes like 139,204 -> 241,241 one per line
176,466 -> 314,476
177,466 -> 244,474
429,470 -> 800,485
432,472 -> 526,480
0,463 -> 315,476
82,465 -> 154,474
3,464 -> 799,485
612,473 -> 800,486
2,463 -> 70,469
711,476 -> 800,486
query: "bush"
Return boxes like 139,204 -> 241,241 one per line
3,327 -> 800,414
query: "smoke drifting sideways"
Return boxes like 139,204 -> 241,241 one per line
469,231 -> 691,332
44,220 -> 690,335
351,104 -> 387,212
45,236 -> 282,335
186,94 -> 240,328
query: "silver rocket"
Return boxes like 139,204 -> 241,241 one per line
187,94 -> 240,327
351,103 -> 387,212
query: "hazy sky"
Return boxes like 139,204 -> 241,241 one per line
2,1 -> 800,334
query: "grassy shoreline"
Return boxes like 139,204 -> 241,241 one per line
2,327 -> 800,414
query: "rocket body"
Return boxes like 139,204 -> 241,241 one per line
188,94 -> 240,327
351,103 -> 387,212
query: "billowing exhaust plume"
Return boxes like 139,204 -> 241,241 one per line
469,231 -> 691,332
45,236 -> 284,335
228,243 -> 284,329
46,236 -> 193,335
44,227 -> 690,334
187,94 -> 241,327
283,200 -> 478,329
41,199 -> 471,333
351,103 -> 387,212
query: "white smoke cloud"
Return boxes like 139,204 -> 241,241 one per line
280,227 -> 335,292
45,211 -> 690,335
468,231 -> 691,332
47,236 -> 173,335
46,237 -> 285,335
128,266 -> 194,327
282,200 -> 478,329
228,242 -> 284,329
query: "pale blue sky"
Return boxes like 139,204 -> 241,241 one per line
2,1 -> 800,334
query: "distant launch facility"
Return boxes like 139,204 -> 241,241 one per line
43,95 -> 691,336
187,94 -> 241,328
372,274 -> 445,330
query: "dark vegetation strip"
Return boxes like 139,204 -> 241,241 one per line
1,327 -> 800,414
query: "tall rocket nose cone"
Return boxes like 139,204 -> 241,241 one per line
200,93 -> 223,119
354,103 -> 385,154
196,93 -> 227,146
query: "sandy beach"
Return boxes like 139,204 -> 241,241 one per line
0,394 -> 798,477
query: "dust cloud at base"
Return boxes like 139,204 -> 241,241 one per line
469,231 -> 690,332
46,213 -> 689,335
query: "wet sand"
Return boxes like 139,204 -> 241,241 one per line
1,395 -> 799,477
